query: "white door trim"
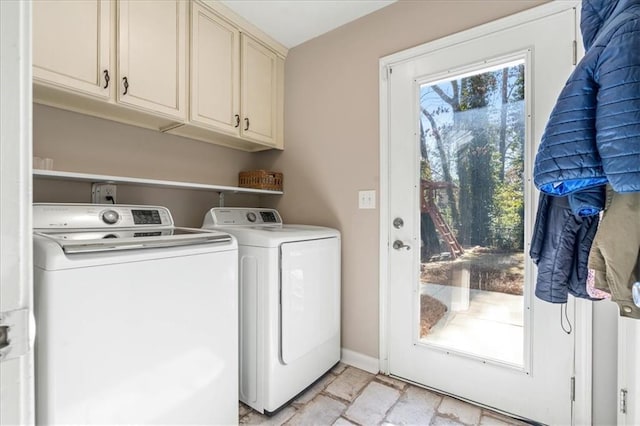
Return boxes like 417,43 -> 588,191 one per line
378,61 -> 391,375
574,299 -> 594,426
0,0 -> 34,425
379,1 -> 591,424
618,317 -> 640,425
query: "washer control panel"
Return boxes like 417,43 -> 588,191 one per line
204,208 -> 283,226
259,211 -> 278,223
101,210 -> 120,225
34,204 -> 173,229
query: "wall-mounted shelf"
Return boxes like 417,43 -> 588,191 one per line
33,169 -> 283,195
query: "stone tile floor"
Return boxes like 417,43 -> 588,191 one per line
239,363 -> 533,425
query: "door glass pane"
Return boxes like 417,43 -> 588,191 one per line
418,60 -> 525,366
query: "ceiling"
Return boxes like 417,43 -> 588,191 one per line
219,0 -> 397,49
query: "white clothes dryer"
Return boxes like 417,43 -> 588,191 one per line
202,208 -> 341,414
33,203 -> 239,425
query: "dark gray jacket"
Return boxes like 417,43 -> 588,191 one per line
530,191 -> 602,303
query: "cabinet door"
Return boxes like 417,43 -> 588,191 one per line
241,34 -> 278,146
190,2 -> 240,135
118,0 -> 186,120
33,0 -> 111,99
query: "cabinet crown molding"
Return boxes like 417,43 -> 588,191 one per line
199,0 -> 289,58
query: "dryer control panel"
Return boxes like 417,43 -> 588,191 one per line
34,203 -> 174,229
203,208 -> 283,227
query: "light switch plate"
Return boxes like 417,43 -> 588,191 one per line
358,190 -> 376,209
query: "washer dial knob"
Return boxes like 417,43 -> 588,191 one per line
246,212 -> 257,223
101,210 -> 119,225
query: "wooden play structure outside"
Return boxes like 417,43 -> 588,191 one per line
421,180 -> 464,259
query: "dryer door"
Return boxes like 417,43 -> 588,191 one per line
280,237 -> 340,364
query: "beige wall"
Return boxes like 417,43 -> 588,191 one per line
33,104 -> 266,226
256,0 -> 548,359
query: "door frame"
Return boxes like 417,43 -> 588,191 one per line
0,0 -> 34,425
378,2 -> 591,424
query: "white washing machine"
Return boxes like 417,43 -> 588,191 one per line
33,203 -> 239,425
202,207 -> 341,414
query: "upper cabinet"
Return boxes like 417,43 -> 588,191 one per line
117,0 -> 186,120
32,0 -> 286,152
188,1 -> 240,134
33,0 -> 112,99
33,0 -> 187,130
241,33 -> 278,146
167,1 -> 285,151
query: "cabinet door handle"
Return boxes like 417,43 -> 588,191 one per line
244,117 -> 250,131
122,77 -> 129,95
234,114 -> 240,128
103,70 -> 110,89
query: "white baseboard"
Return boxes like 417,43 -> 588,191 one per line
340,348 -> 380,374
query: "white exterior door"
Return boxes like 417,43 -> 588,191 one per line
381,4 -> 585,424
0,1 -> 34,425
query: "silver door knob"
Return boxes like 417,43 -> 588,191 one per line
393,240 -> 411,250
393,217 -> 404,229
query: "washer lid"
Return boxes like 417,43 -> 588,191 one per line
35,227 -> 233,254
33,203 -> 237,254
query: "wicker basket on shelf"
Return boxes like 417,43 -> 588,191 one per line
238,170 -> 283,191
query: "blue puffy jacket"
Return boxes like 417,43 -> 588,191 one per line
534,0 -> 640,195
